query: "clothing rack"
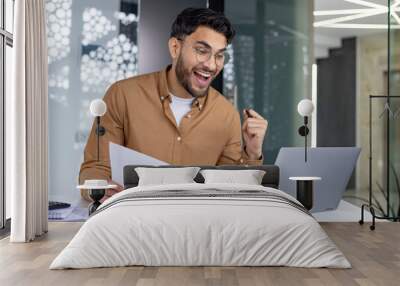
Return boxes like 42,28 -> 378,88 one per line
359,95 -> 400,230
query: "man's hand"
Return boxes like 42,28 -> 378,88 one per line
242,109 -> 268,160
100,180 -> 123,203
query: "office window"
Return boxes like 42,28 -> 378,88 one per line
1,0 -> 14,230
224,0 -> 312,163
46,0 -> 139,204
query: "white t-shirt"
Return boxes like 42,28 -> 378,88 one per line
169,94 -> 194,126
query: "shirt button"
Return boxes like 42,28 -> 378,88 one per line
160,96 -> 164,100
187,114 -> 192,118
177,136 -> 182,141
240,158 -> 244,163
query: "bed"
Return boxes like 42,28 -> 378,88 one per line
50,165 -> 350,269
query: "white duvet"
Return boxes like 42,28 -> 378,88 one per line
50,183 -> 351,269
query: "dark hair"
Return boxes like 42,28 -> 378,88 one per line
170,8 -> 235,44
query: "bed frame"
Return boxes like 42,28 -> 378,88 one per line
123,165 -> 280,189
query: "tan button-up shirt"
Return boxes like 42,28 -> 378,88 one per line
79,66 -> 263,187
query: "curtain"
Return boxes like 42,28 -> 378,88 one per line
10,0 -> 49,242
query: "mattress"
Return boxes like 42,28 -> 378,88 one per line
50,183 -> 351,269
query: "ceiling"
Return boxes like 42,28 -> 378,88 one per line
314,0 -> 399,58
315,0 -> 397,37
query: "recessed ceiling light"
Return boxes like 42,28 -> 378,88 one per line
314,8 -> 380,16
324,23 -> 400,29
314,0 -> 400,29
344,0 -> 385,9
314,10 -> 385,27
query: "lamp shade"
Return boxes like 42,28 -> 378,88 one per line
297,99 -> 314,117
90,99 -> 107,117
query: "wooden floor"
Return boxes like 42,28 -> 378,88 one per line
0,222 -> 399,286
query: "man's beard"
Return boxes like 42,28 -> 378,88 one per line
175,54 -> 214,98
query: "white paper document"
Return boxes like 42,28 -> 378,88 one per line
109,142 -> 169,186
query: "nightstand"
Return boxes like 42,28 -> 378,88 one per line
77,180 -> 117,215
289,177 -> 321,211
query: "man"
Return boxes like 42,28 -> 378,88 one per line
79,8 -> 268,201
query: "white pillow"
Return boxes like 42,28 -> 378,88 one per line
135,167 -> 200,186
200,169 -> 266,185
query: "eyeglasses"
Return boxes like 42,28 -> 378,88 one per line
178,39 -> 231,67
193,46 -> 231,67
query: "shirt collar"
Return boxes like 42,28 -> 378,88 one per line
159,65 -> 208,111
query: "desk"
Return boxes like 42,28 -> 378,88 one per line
48,198 -> 89,221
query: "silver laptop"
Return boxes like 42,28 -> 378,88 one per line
274,147 -> 361,212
